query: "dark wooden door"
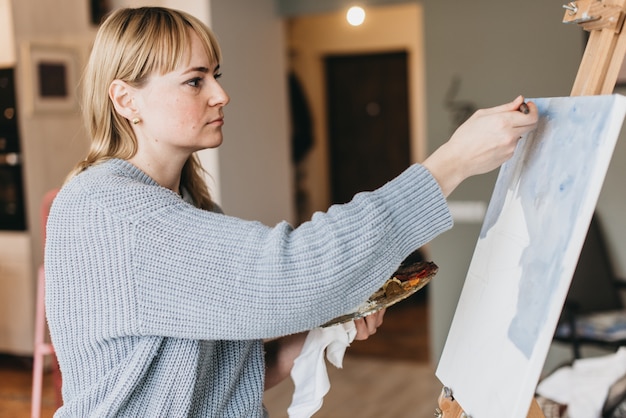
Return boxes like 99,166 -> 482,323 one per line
325,51 -> 411,204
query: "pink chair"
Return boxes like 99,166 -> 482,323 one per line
31,188 -> 62,417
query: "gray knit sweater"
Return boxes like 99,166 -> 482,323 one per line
44,158 -> 452,417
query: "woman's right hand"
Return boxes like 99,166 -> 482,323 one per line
423,95 -> 538,197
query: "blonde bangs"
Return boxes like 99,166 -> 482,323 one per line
120,9 -> 221,84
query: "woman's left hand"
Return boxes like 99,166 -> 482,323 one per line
353,308 -> 386,340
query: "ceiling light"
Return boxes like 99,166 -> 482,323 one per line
346,6 -> 366,27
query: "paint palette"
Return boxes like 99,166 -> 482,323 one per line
321,260 -> 438,327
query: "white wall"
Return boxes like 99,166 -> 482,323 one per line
210,0 -> 294,225
0,0 -> 16,67
0,0 -> 94,354
12,0 -> 94,264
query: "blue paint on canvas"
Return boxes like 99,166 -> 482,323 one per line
480,95 -> 620,359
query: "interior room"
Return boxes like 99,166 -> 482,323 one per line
1,0 -> 626,417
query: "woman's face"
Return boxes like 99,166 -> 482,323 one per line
132,31 -> 229,156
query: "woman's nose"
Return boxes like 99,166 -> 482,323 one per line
210,82 -> 229,107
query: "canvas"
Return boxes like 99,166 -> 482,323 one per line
436,94 -> 626,418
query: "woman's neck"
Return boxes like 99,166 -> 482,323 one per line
127,153 -> 185,195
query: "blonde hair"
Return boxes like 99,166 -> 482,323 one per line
69,7 -> 221,210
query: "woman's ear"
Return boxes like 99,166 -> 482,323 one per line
109,80 -> 137,121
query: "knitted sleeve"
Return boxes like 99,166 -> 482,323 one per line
46,161 -> 452,341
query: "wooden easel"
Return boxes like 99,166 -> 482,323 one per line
566,0 -> 626,95
436,0 -> 626,416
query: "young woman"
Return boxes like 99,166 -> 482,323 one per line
44,7 -> 538,417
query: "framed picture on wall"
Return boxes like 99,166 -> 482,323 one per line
23,43 -> 80,115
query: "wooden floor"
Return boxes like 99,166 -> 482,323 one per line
1,298 -> 439,417
0,355 -> 57,418
264,355 -> 442,418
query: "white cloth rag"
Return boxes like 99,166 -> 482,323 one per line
287,321 -> 357,418
536,347 -> 626,418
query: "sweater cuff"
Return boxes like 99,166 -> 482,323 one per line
374,163 -> 453,253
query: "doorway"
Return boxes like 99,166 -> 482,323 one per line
325,51 -> 411,204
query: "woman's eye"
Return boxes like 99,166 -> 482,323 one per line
214,72 -> 222,80
187,77 -> 203,88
